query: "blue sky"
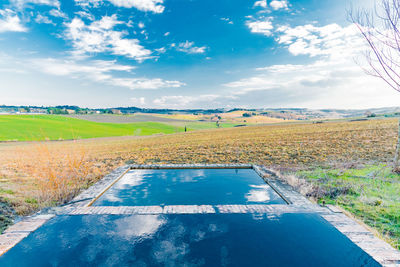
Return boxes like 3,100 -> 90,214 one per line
0,0 -> 399,109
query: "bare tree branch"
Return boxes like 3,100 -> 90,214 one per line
349,0 -> 400,170
349,0 -> 400,92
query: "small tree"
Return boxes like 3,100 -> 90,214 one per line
242,112 -> 252,118
349,0 -> 400,170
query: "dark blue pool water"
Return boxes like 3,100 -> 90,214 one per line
93,169 -> 286,206
0,213 -> 379,266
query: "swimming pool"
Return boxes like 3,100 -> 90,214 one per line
0,167 -> 384,266
93,168 -> 286,206
0,213 -> 380,266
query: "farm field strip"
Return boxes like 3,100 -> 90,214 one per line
65,114 -> 194,123
152,111 -> 290,124
0,114 -> 241,141
0,115 -> 194,141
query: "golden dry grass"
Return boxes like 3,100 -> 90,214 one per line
0,118 -> 397,215
236,115 -> 287,123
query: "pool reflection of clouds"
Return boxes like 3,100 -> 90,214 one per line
251,213 -> 282,221
114,215 -> 166,241
151,216 -> 229,266
152,222 -> 189,265
142,187 -> 149,199
245,184 -> 272,202
113,170 -> 149,190
93,169 -> 286,206
172,169 -> 206,183
106,170 -> 151,202
159,172 -> 168,180
103,194 -> 122,203
1,214 -> 380,266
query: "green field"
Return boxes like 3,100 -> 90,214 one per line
0,115 -> 186,141
0,115 -> 237,141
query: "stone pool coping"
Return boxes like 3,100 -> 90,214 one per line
1,164 -> 399,266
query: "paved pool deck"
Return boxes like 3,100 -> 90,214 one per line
0,164 -> 399,266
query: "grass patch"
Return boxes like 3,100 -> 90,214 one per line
0,188 -> 14,195
296,164 -> 400,249
24,197 -> 38,204
0,115 -> 185,141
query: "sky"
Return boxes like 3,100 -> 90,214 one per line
0,0 -> 399,109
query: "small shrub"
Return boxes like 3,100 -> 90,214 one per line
24,197 -> 38,204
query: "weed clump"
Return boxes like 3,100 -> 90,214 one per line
0,197 -> 14,234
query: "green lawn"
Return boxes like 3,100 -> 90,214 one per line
296,165 -> 400,249
0,115 -> 185,141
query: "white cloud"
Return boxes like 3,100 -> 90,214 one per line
32,58 -> 133,77
0,9 -> 27,33
254,0 -> 289,11
269,0 -> 288,10
220,17 -> 233,24
153,95 -> 225,108
74,10 -> 95,21
31,58 -> 184,90
10,0 -> 60,8
131,97 -> 146,105
108,0 -> 165,13
224,61 -> 400,109
155,47 -> 166,53
254,0 -> 267,8
276,23 -> 364,57
246,17 -> 273,36
224,23 -> 400,109
64,15 -> 152,61
75,0 -> 165,13
112,77 -> 185,89
49,9 -> 68,19
176,41 -> 207,54
74,0 -> 102,8
35,14 -> 54,25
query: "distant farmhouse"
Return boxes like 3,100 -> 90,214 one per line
110,109 -> 122,115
